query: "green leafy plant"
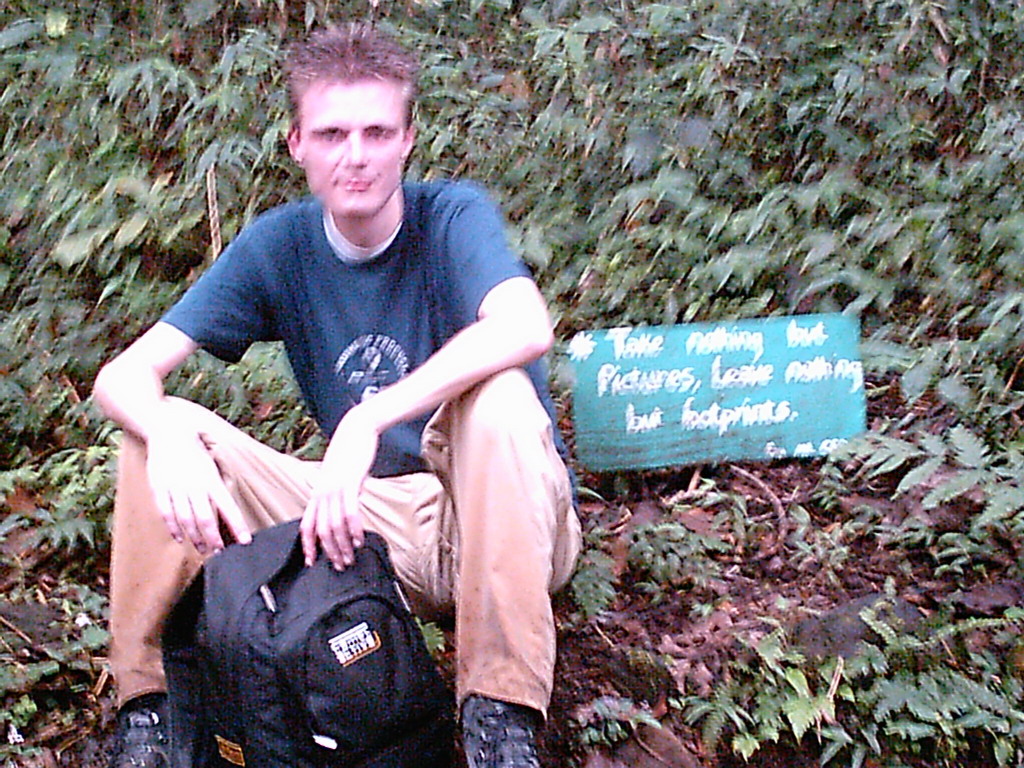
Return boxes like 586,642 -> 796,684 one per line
415,619 -> 447,660
823,423 -> 1024,579
569,533 -> 619,620
0,584 -> 110,763
684,628 -> 839,759
574,695 -> 662,750
628,521 -> 729,598
683,605 -> 1024,767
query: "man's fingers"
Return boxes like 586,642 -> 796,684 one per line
305,492 -> 357,571
168,490 -> 215,554
155,477 -> 243,555
344,488 -> 364,549
192,493 -> 225,553
300,510 -> 319,566
321,494 -> 354,569
211,485 -> 251,546
302,474 -> 368,571
146,434 -> 243,554
166,487 -> 206,552
154,490 -> 185,544
311,497 -> 333,565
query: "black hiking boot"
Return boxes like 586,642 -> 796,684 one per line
108,693 -> 170,768
461,695 -> 541,768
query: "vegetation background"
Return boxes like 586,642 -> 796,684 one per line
1,0 -> 1023,766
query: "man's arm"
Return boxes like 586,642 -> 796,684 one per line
301,275 -> 554,568
93,322 -> 251,553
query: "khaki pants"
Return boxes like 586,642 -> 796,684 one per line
108,369 -> 581,717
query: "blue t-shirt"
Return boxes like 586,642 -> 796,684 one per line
163,180 -> 563,478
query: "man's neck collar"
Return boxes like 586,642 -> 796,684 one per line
323,212 -> 402,265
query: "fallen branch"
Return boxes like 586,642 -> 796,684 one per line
728,464 -> 788,561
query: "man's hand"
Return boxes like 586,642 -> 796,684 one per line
93,321 -> 252,555
145,427 -> 251,554
300,406 -> 379,569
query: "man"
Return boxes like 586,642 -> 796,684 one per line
93,22 -> 581,768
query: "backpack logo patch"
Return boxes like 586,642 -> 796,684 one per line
328,621 -> 381,666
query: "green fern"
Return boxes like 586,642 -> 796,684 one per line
628,521 -> 729,591
574,695 -> 662,749
922,469 -> 988,510
415,619 -> 446,659
895,455 -> 945,496
684,608 -> 1024,766
948,425 -> 990,470
570,545 -> 618,620
826,423 -> 1024,580
849,434 -> 925,479
973,484 -> 1024,532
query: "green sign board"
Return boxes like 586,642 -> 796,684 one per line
568,313 -> 866,471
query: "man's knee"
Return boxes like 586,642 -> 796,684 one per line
162,397 -> 230,437
460,369 -> 549,437
116,398 -> 231,473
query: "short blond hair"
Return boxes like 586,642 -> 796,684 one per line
284,23 -> 419,127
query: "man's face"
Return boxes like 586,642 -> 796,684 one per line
287,79 -> 415,246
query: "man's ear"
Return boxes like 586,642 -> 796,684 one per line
286,123 -> 303,162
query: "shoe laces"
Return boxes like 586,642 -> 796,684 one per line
112,703 -> 169,768
124,709 -> 164,731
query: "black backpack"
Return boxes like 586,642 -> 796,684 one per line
163,520 -> 454,768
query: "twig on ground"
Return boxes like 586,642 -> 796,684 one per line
728,464 -> 788,561
0,613 -> 36,647
592,623 -> 618,649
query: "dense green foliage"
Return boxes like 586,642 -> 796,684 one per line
2,0 -> 1024,765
